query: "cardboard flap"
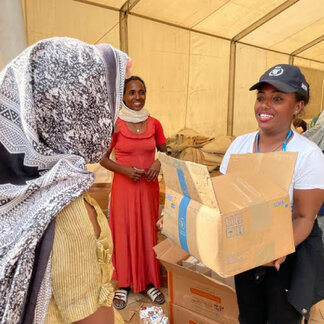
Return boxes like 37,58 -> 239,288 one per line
212,170 -> 288,214
154,238 -> 189,263
154,239 -> 235,291
227,152 -> 297,192
158,153 -> 219,210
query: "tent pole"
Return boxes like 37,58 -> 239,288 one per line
119,1 -> 141,54
227,40 -> 236,137
73,0 -> 119,12
290,35 -> 324,57
119,10 -> 128,54
232,0 -> 299,41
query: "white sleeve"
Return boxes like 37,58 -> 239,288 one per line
294,149 -> 324,190
219,146 -> 232,174
219,138 -> 240,174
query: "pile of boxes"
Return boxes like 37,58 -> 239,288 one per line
156,152 -> 298,323
154,239 -> 238,323
158,152 -> 296,277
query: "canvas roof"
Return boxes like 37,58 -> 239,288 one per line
19,0 -> 324,138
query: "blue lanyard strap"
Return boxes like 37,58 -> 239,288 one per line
256,129 -> 293,153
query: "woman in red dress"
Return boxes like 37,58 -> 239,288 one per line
100,76 -> 167,309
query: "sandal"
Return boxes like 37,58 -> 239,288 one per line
113,289 -> 129,310
146,287 -> 165,305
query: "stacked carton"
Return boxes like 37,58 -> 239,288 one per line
156,152 -> 297,323
154,239 -> 238,323
158,152 -> 296,278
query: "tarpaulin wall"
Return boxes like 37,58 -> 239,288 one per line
21,0 -> 324,139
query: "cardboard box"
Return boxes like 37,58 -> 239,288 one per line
182,255 -> 199,268
158,152 -> 297,277
154,238 -> 239,323
170,303 -> 222,324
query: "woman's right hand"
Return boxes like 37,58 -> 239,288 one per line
156,209 -> 165,230
126,166 -> 145,181
263,255 -> 286,271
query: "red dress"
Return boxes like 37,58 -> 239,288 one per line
109,116 -> 166,293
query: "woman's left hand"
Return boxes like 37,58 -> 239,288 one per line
263,255 -> 286,271
156,217 -> 164,230
145,160 -> 161,181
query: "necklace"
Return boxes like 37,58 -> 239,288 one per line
255,129 -> 293,153
130,121 -> 143,133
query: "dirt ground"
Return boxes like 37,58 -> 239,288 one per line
115,286 -> 169,323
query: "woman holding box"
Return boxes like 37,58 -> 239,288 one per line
220,64 -> 324,323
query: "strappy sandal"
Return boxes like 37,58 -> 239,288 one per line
146,287 -> 165,305
113,289 -> 129,310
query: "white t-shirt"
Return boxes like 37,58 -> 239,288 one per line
220,130 -> 324,205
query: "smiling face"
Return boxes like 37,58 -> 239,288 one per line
254,84 -> 304,135
123,79 -> 146,111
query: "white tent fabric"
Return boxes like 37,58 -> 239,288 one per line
21,0 -> 324,137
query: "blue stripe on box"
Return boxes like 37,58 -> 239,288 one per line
176,168 -> 189,196
176,168 -> 191,252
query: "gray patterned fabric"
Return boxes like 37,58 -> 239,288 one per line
33,251 -> 53,324
303,111 -> 324,151
0,37 -> 128,323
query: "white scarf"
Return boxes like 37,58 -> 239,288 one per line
119,102 -> 149,123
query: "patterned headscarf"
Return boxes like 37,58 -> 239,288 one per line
0,37 -> 128,322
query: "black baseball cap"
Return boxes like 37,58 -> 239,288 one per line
249,64 -> 309,96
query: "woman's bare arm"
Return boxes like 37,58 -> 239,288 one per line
157,143 -> 167,153
292,188 -> 324,246
100,147 -> 144,181
145,143 -> 167,181
267,188 -> 323,270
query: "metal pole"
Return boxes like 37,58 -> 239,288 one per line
0,0 -> 27,69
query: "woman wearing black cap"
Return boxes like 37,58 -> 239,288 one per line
220,64 -> 324,324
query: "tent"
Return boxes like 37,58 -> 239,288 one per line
20,0 -> 324,138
